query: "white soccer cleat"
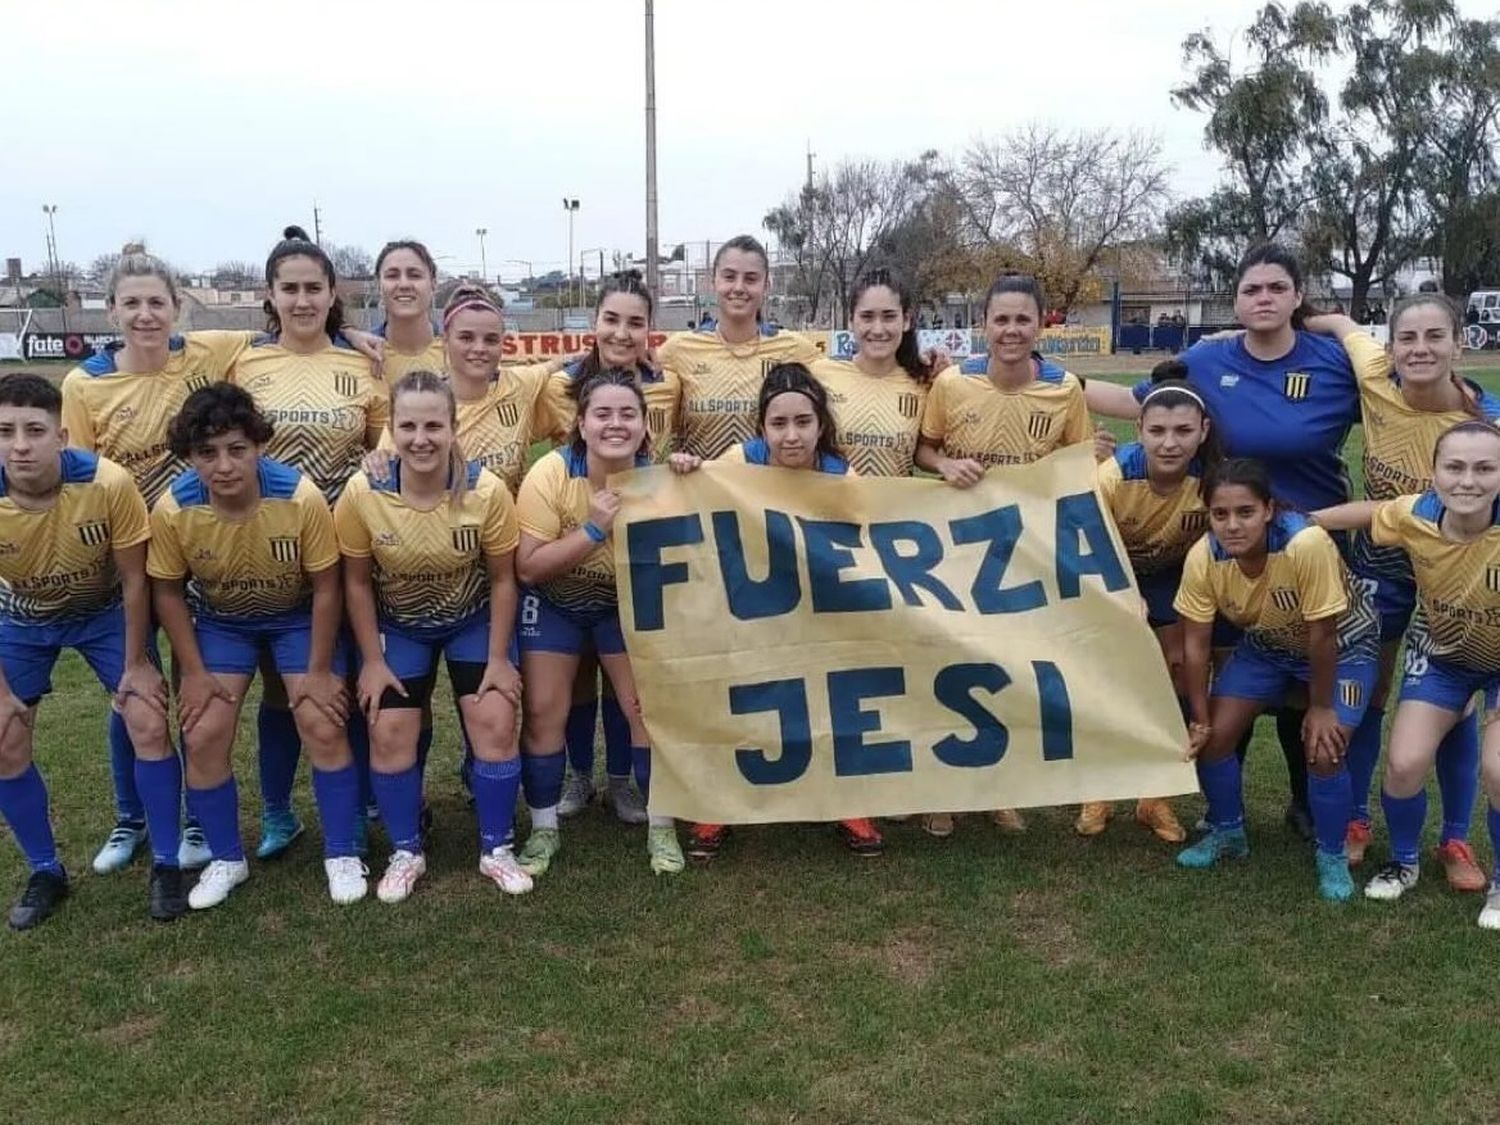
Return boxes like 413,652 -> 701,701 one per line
1364,861 -> 1419,902
325,856 -> 370,905
188,859 -> 249,910
479,845 -> 534,895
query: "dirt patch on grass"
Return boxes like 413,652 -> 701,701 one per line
88,1013 -> 162,1048
831,926 -> 943,989
1007,889 -> 1097,969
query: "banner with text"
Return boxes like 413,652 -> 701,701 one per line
612,445 -> 1194,823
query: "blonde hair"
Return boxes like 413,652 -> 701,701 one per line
390,369 -> 468,509
107,241 -> 179,308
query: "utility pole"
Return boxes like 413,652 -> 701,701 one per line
476,228 -> 489,283
42,204 -> 66,331
806,141 -> 815,194
312,201 -> 323,245
644,0 -> 660,299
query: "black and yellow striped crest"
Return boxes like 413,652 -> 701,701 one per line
897,393 -> 920,420
1283,371 -> 1311,400
1487,566 -> 1500,594
495,401 -> 521,428
1338,679 -> 1364,709
452,525 -> 481,553
268,536 -> 299,564
1271,587 -> 1299,613
334,373 -> 359,398
1027,412 -> 1052,440
77,520 -> 109,547
1180,511 -> 1209,534
648,407 -> 669,437
185,373 -> 211,393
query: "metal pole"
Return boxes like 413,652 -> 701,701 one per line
476,228 -> 488,283
644,0 -> 660,300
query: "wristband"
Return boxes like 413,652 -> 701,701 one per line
582,520 -> 607,543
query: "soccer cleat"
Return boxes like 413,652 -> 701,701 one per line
324,856 -> 369,905
836,818 -> 884,856
1364,861 -> 1419,902
517,827 -> 562,877
1345,820 -> 1373,867
375,850 -> 425,904
177,824 -> 213,871
920,813 -> 955,838
479,846 -> 534,895
8,869 -> 68,931
92,820 -> 147,875
188,859 -> 249,910
606,782 -> 649,826
686,822 -> 728,862
1134,799 -> 1186,844
991,808 -> 1027,834
647,824 -> 686,875
1479,885 -> 1500,930
255,809 -> 304,861
1176,826 -> 1249,869
1075,802 -> 1113,837
148,864 -> 188,922
557,773 -> 595,818
1316,850 -> 1355,902
1283,802 -> 1316,843
1434,840 -> 1488,893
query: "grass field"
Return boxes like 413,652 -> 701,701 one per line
4,352 -> 1500,1123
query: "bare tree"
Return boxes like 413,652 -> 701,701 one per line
326,244 -> 374,280
211,261 -> 261,289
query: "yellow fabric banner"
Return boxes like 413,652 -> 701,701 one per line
612,444 -> 1196,823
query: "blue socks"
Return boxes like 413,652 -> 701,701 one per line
0,765 -> 61,874
1345,706 -> 1383,825
370,765 -> 423,853
471,758 -> 522,852
1435,713 -> 1480,844
256,704 -> 301,815
1197,756 -> 1244,831
1381,788 -> 1427,866
522,749 -> 567,810
602,697 -> 632,778
631,745 -> 651,801
1307,769 -> 1354,858
311,764 -> 361,858
187,777 -> 244,862
133,756 -> 182,867
564,699 -> 597,775
108,710 -> 145,823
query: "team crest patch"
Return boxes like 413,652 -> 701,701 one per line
897,393 -> 920,420
495,401 -> 521,428
1271,587 -> 1300,612
1487,565 -> 1500,594
452,525 -> 481,553
1180,511 -> 1209,533
1027,412 -> 1052,440
1338,679 -> 1364,709
333,373 -> 359,398
184,373 -> 211,393
648,407 -> 669,436
269,537 -> 299,564
1283,372 -> 1311,400
77,520 -> 109,546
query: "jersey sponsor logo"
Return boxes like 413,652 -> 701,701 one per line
1283,372 -> 1311,400
1270,586 -> 1300,612
112,405 -> 138,423
1027,412 -> 1052,441
0,542 -> 15,556
1180,511 -> 1209,533
333,373 -> 360,398
897,393 -> 921,420
1338,679 -> 1364,709
1487,565 -> 1500,594
374,531 -> 400,547
77,519 -> 110,546
648,406 -> 669,437
495,400 -> 521,428
691,363 -> 711,375
1219,374 -> 1240,388
191,547 -> 216,562
269,536 -> 300,564
452,525 -> 481,553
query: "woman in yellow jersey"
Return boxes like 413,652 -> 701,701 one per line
810,269 -> 932,479
513,370 -> 683,877
337,372 -> 530,902
372,240 -> 446,382
226,225 -> 388,861
540,272 -> 678,825
668,363 -> 887,860
1081,378 -> 1223,843
916,273 -> 1091,833
1175,459 -> 1378,903
1302,297 -> 1499,885
658,234 -> 821,461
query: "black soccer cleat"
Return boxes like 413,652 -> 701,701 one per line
148,864 -> 188,923
8,869 -> 69,931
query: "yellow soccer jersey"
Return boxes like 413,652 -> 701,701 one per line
1096,444 -> 1208,576
811,358 -> 926,477
335,463 -> 518,630
62,331 -> 255,507
378,334 -> 446,385
661,327 -> 822,459
148,457 -> 339,620
228,335 -> 387,502
517,447 -> 643,612
542,361 -> 681,464
379,362 -> 554,494
1372,492 -> 1500,670
0,451 -> 149,623
920,357 -> 1090,467
1174,512 -> 1376,659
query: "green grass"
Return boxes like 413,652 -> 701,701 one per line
5,356 -> 1500,1122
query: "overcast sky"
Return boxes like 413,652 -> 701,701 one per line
0,0 -> 1365,281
